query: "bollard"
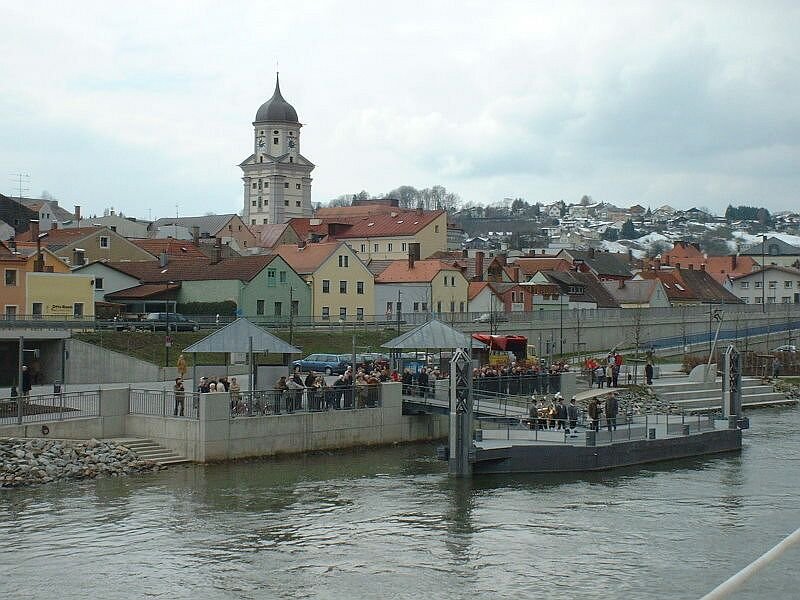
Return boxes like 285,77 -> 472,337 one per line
648,428 -> 656,440
682,424 -> 690,436
585,430 -> 596,447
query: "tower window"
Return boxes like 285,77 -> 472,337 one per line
263,218 -> 268,224
273,137 -> 279,144
284,200 -> 289,206
296,201 -> 300,207
274,130 -> 279,134
265,182 -> 269,188
252,182 -> 257,189
284,182 -> 289,188
289,157 -> 293,163
252,201 -> 257,207
260,131 -> 264,135
259,156 -> 263,163
296,183 -> 301,190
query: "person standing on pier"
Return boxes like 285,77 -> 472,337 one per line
568,397 -> 579,431
588,397 -> 600,431
176,354 -> 187,380
645,361 -> 654,386
173,377 -> 185,416
605,394 -> 619,431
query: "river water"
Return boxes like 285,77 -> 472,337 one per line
1,407 -> 798,600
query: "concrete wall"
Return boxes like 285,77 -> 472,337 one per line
66,338 -> 160,384
125,414 -> 201,460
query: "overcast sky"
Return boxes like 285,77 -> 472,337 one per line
1,1 -> 798,219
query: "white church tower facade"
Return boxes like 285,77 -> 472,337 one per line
241,74 -> 314,225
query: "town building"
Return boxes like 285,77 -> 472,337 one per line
728,266 -> 800,305
636,267 -> 742,305
275,241 -> 374,322
240,74 -> 314,225
374,257 -> 469,318
601,279 -> 671,309
739,236 -> 800,268
149,214 -> 256,252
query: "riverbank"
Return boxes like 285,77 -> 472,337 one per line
0,438 -> 162,488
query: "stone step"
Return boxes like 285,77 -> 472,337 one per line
103,437 -> 189,466
673,392 -> 791,410
657,385 -> 777,403
155,457 -> 192,466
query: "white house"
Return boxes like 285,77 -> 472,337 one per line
73,261 -> 141,302
729,266 -> 800,305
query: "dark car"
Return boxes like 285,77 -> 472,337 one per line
291,353 -> 351,375
143,312 -> 199,332
357,352 -> 390,370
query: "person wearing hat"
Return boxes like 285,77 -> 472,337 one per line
567,396 -> 579,431
555,395 -> 568,430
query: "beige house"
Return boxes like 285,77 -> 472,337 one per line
276,241 -> 375,322
15,225 -> 155,266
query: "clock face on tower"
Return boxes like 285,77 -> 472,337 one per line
257,137 -> 265,150
288,138 -> 295,149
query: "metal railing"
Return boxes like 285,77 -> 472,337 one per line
231,386 -> 382,418
0,390 -> 100,424
129,389 -> 199,419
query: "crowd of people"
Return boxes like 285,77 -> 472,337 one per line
526,391 -> 621,433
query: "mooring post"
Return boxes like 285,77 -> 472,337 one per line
449,347 -> 473,477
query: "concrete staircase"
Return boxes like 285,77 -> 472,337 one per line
109,438 -> 191,466
652,377 -> 796,412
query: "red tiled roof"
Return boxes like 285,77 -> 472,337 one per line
106,283 -> 181,299
513,258 -> 573,276
639,268 -> 741,303
15,226 -> 101,244
290,210 -> 444,240
274,242 -> 343,274
250,223 -> 297,248
129,238 -> 207,259
376,259 -> 461,283
106,254 -> 277,283
468,281 -> 492,300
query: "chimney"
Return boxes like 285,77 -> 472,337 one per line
191,225 -> 200,245
408,247 -> 415,270
513,266 -> 521,282
213,238 -> 223,264
475,251 -> 485,281
30,219 -> 39,241
159,251 -> 169,267
73,248 -> 85,266
74,205 -> 81,221
732,255 -> 737,270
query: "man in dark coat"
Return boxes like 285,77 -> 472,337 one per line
605,394 -> 619,431
567,397 -> 579,431
645,362 -> 654,385
417,368 -> 429,398
588,397 -> 600,431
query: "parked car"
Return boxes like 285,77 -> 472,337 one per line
142,312 -> 199,332
291,353 -> 352,375
473,312 -> 509,323
773,345 -> 797,353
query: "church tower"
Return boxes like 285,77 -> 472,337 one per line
241,74 -> 314,225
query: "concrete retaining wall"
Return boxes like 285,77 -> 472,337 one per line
66,339 -> 160,384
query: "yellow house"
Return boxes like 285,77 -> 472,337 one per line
1,241 -> 77,318
294,209 -> 448,261
375,258 -> 469,316
26,272 -> 95,318
276,241 -> 375,322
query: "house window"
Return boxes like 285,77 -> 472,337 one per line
5,305 -> 17,319
274,301 -> 282,316
94,278 -> 104,290
460,301 -> 465,312
373,243 -> 379,252
322,279 -> 330,293
435,225 -> 440,233
387,243 -> 393,252
450,301 -> 455,312
256,300 -> 265,315
755,281 -> 762,289
31,302 -> 42,317
413,302 -> 419,311
339,280 -> 347,294
756,297 -> 763,303
444,277 -> 448,287
360,244 -> 366,253
402,243 -> 407,252
451,276 -> 455,286
740,281 -> 749,289
267,269 -> 276,286
356,307 -> 364,321
322,306 -> 330,320
741,297 -> 750,303
768,296 -> 776,303
357,281 -> 364,294
437,301 -> 442,313
338,255 -> 349,267
279,271 -> 287,283
421,302 -> 428,311
785,281 -> 793,288
73,303 -> 84,317
99,236 -> 109,248
5,269 -> 17,286
782,297 -> 791,303
339,307 -> 347,320
769,281 -> 777,289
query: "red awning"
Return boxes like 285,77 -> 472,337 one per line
471,334 -> 527,351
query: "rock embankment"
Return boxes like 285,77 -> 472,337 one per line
1,438 -> 162,488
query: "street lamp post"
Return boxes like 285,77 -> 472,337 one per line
761,235 -> 767,313
559,292 -> 564,357
289,287 -> 295,346
396,289 -> 402,335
